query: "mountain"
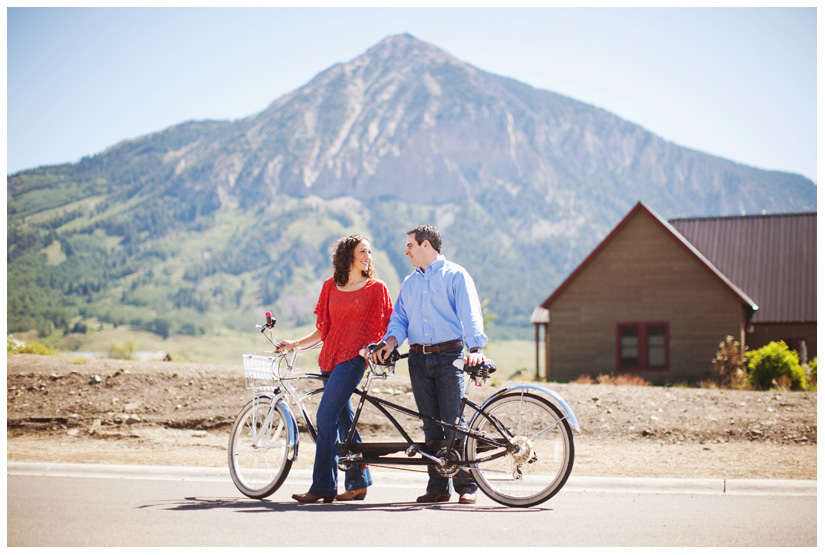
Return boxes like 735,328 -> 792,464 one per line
7,34 -> 816,343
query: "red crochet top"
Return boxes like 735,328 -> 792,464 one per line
314,277 -> 393,373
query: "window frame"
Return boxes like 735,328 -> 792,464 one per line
616,322 -> 670,371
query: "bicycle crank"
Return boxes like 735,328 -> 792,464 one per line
434,447 -> 462,478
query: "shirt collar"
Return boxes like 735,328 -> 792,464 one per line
416,254 -> 446,275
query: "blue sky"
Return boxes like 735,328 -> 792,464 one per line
5,5 -> 818,184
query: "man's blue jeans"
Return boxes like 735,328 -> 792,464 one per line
308,356 -> 373,496
408,347 -> 477,496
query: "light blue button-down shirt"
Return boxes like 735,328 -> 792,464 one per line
385,255 -> 488,351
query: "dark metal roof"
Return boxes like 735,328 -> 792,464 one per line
669,212 -> 816,323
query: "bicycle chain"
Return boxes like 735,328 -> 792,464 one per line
365,462 -> 476,474
368,464 -> 429,473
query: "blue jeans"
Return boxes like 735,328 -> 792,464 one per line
308,356 -> 373,496
408,347 -> 477,496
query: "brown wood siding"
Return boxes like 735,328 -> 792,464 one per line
547,210 -> 745,384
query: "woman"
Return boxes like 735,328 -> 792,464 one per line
277,234 -> 393,503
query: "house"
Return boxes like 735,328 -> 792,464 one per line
533,202 -> 816,384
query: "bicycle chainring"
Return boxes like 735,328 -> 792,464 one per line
434,447 -> 462,478
337,454 -> 361,472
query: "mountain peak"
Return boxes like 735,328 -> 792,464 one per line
360,33 -> 461,71
369,33 -> 437,54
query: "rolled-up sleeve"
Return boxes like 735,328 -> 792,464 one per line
384,288 -> 410,347
452,270 -> 488,350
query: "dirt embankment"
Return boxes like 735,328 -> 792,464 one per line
6,354 -> 817,480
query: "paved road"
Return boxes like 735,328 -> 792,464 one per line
7,463 -> 817,546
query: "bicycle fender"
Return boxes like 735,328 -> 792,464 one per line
256,392 -> 300,460
482,384 -> 580,432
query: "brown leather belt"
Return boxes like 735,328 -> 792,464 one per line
409,339 -> 463,354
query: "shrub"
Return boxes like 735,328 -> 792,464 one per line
109,339 -> 137,360
594,373 -> 651,386
7,338 -> 23,354
745,341 -> 809,391
612,374 -> 652,386
712,335 -> 748,388
805,357 -> 817,389
7,339 -> 59,355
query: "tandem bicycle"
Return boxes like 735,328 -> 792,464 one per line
227,312 -> 580,507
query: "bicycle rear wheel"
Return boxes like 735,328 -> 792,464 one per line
466,391 -> 574,507
228,395 -> 295,499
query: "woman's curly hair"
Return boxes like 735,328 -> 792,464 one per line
331,234 -> 374,287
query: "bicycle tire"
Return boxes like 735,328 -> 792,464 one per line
466,391 -> 574,507
228,394 -> 295,499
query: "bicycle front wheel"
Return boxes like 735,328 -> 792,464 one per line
467,391 -> 574,507
228,395 -> 295,499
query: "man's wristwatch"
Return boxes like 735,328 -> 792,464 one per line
470,347 -> 483,354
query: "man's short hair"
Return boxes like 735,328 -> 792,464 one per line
408,225 -> 442,253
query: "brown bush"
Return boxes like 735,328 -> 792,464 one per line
712,335 -> 748,388
593,373 -> 652,386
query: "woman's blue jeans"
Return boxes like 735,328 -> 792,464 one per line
308,356 -> 373,496
408,347 -> 477,496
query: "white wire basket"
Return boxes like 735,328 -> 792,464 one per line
242,352 -> 283,389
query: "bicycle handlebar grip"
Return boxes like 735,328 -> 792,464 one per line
366,342 -> 401,366
265,311 -> 275,328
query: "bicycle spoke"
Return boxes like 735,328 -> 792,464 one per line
467,392 -> 574,507
526,416 -> 565,443
228,396 -> 294,499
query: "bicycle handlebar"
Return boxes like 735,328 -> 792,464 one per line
366,341 -> 407,363
366,340 -> 497,380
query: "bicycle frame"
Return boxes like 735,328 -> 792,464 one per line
233,314 -> 579,506
252,319 -> 576,473
257,347 -> 576,475
336,356 -> 568,476
261,348 -> 327,444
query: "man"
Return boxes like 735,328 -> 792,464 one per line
373,225 -> 487,504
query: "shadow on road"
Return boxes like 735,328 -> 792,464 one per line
138,497 -> 551,514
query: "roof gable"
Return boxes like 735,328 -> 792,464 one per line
670,212 -> 816,323
540,201 -> 758,311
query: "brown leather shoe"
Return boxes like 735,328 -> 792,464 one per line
335,488 -> 367,501
416,492 -> 451,503
291,492 -> 335,503
459,493 -> 477,504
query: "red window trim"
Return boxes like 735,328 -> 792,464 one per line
616,322 -> 670,371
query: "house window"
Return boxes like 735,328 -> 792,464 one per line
617,323 -> 669,370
